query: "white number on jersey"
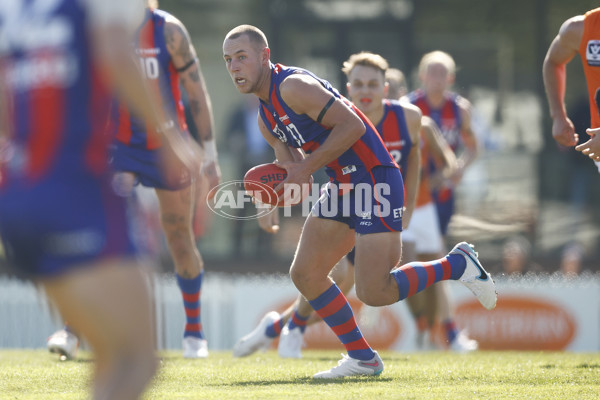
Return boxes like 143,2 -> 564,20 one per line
389,149 -> 402,163
139,57 -> 159,80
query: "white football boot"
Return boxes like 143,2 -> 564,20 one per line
47,329 -> 79,360
233,311 -> 279,357
449,331 -> 478,353
183,337 -> 209,358
277,325 -> 303,359
450,242 -> 497,310
313,352 -> 384,379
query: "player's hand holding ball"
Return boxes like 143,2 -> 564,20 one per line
243,162 -> 313,207
273,160 -> 313,206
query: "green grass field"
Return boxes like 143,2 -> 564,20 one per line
1,350 -> 599,399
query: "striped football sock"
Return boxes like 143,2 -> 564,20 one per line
309,283 -> 375,361
265,316 -> 284,338
176,272 -> 205,339
391,254 -> 466,301
286,310 -> 309,333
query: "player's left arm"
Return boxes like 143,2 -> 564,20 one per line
400,103 -> 422,229
164,15 -> 221,188
543,16 -> 583,147
454,97 -> 479,185
275,74 -> 365,188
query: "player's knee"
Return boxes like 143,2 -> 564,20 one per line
289,266 -> 307,289
355,284 -> 387,307
289,265 -> 319,292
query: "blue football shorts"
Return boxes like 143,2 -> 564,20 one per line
311,166 -> 404,235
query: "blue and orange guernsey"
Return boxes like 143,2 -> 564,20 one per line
113,8 -> 187,150
376,99 -> 413,177
259,63 -> 397,186
579,7 -> 600,128
407,88 -> 463,152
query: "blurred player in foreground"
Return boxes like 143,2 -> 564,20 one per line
543,7 -> 600,169
47,0 -> 220,360
0,0 -> 200,398
223,25 -> 496,378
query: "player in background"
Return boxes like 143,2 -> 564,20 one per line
543,7 -> 600,170
392,72 -> 476,352
406,51 -> 479,240
405,53 -> 481,350
47,0 -> 220,360
0,0 -> 201,397
224,25 -> 496,378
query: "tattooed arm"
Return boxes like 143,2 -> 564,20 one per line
164,14 -> 221,188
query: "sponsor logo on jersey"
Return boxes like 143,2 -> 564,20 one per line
5,52 -> 78,90
587,40 -> 600,66
393,207 -> 403,219
342,165 -> 357,175
384,140 -> 405,148
136,47 -> 161,56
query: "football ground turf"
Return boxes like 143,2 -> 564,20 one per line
1,350 -> 598,399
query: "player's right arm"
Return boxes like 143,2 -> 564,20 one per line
88,0 -> 160,129
423,116 -> 458,191
164,14 -> 220,188
543,15 -> 584,147
255,114 -> 302,234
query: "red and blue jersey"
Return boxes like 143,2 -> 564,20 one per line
259,63 -> 397,185
376,99 -> 413,178
0,0 -> 140,276
408,90 -> 459,233
113,8 -> 187,150
407,89 -> 463,152
0,0 -> 112,185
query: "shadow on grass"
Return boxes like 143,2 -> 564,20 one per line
158,355 -> 183,362
49,357 -> 94,364
306,355 -> 412,363
208,376 -> 393,387
576,363 -> 600,369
